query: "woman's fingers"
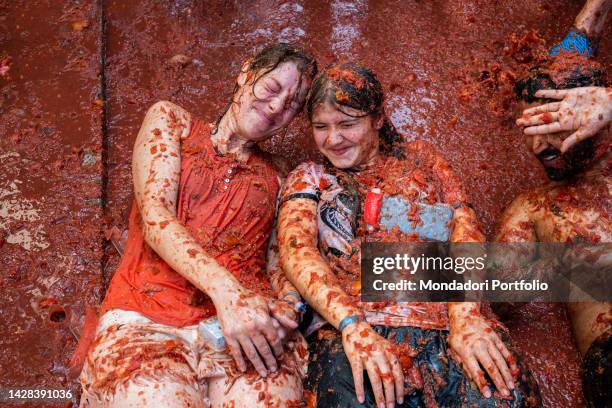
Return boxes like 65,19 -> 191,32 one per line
226,336 -> 247,372
251,332 -> 278,373
259,317 -> 284,358
517,111 -> 559,127
464,354 -> 491,398
365,360 -> 387,408
348,357 -> 365,403
522,102 -> 561,116
475,347 -> 509,397
488,343 -> 515,390
376,358 -> 396,408
523,121 -> 563,135
270,305 -> 298,329
238,335 -> 268,377
387,352 -> 405,404
535,89 -> 568,100
561,127 -> 597,153
494,337 -> 519,376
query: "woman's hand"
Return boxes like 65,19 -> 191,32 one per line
448,314 -> 518,398
215,284 -> 284,377
516,86 -> 612,153
342,322 -> 405,408
269,296 -> 302,330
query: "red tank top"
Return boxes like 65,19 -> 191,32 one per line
100,119 -> 280,327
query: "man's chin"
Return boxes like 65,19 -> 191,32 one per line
542,163 -> 582,181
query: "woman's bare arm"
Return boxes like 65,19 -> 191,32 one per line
132,100 -> 241,297
277,197 -> 362,327
133,100 -> 283,377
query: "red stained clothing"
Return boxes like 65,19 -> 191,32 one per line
101,120 -> 279,327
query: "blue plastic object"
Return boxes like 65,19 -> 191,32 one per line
379,196 -> 453,242
549,30 -> 593,58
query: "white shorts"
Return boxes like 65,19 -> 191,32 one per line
79,309 -> 308,407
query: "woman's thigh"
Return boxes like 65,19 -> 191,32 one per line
207,368 -> 303,408
207,332 -> 308,408
80,311 -> 208,407
81,377 -> 207,408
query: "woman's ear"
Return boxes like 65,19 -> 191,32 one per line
237,59 -> 254,86
373,111 -> 384,130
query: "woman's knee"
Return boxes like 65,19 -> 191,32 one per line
208,370 -> 303,408
81,378 -> 207,408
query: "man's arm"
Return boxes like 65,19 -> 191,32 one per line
575,0 -> 611,39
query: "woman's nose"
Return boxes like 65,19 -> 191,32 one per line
268,96 -> 284,115
325,128 -> 343,147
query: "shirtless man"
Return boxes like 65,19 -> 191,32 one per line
498,3 -> 611,401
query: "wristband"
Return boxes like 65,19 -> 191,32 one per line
282,292 -> 306,313
549,29 -> 594,58
284,291 -> 302,302
338,315 -> 361,332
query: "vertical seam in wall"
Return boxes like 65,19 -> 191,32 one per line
98,0 -> 111,294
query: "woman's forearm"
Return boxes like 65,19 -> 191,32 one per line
278,199 -> 363,328
140,204 -> 242,304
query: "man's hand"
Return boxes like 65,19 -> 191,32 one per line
448,315 -> 518,398
342,322 -> 406,408
215,285 -> 284,377
516,86 -> 612,153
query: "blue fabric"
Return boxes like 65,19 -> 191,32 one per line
379,197 -> 453,242
549,30 -> 593,57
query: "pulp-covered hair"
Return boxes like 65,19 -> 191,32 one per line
515,55 -> 606,103
306,62 -> 404,159
215,43 -> 318,130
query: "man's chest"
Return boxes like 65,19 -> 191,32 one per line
534,179 -> 611,243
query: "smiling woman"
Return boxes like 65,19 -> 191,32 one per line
278,63 -> 540,408
74,43 -> 317,408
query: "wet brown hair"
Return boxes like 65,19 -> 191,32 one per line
306,62 -> 404,159
214,43 -> 317,132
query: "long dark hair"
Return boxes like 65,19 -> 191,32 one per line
306,62 -> 404,159
214,43 -> 317,133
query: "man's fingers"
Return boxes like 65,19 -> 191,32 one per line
535,89 -> 568,100
464,355 -> 491,398
523,122 -> 563,135
475,348 -> 509,397
365,360 -> 386,408
252,333 -> 278,373
488,344 -> 515,390
517,111 -> 559,127
561,127 -> 596,153
349,358 -> 365,404
238,336 -> 268,377
226,336 -> 247,372
522,102 -> 561,116
388,352 -> 405,404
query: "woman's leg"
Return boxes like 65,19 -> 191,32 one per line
303,329 -> 422,408
79,311 -> 208,408
389,326 -> 541,408
206,332 -> 307,408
